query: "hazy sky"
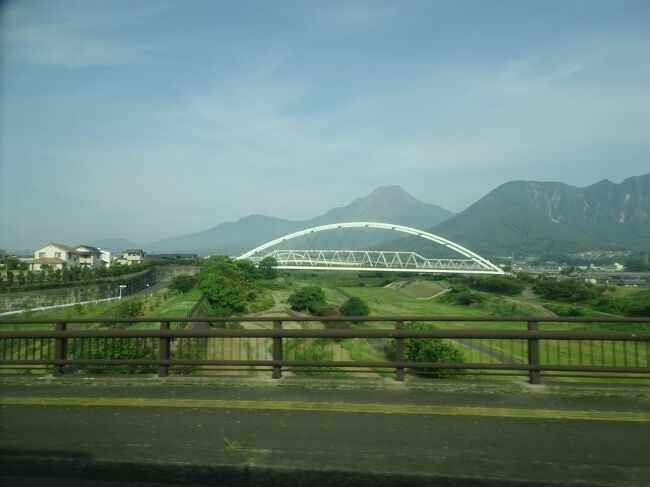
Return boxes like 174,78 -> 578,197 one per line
1,0 -> 649,250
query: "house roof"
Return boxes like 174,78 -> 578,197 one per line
47,243 -> 82,254
77,245 -> 102,254
26,257 -> 66,265
124,248 -> 145,254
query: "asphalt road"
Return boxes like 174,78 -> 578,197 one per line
1,379 -> 649,486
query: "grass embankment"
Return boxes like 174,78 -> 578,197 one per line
326,280 -> 648,383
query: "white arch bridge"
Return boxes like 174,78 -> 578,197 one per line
236,222 -> 503,275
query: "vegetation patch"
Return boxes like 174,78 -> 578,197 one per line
463,275 -> 524,296
404,322 -> 465,379
285,338 -> 342,377
287,286 -> 326,313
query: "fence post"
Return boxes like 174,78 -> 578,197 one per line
272,320 -> 283,379
159,321 -> 170,378
527,321 -> 541,385
54,321 -> 67,377
395,320 -> 405,382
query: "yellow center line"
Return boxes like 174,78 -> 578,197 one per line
1,396 -> 648,422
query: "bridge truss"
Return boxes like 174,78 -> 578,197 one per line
237,222 -> 504,275
251,250 -> 497,274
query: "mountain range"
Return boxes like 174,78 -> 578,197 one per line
92,186 -> 454,255
384,173 -> 650,257
92,174 -> 650,257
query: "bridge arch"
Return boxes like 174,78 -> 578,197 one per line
236,222 -> 503,274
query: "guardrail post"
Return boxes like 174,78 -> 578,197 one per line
272,320 -> 283,379
527,321 -> 541,385
395,320 -> 405,381
159,321 -> 170,377
54,321 -> 67,376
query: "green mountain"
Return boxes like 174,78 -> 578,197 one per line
143,186 -> 454,255
384,174 -> 650,257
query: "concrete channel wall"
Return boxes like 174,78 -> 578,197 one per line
0,265 -> 200,312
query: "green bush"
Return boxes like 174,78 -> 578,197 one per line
103,299 -> 145,328
316,303 -> 340,316
287,286 -> 326,312
532,278 -> 602,303
466,275 -> 524,295
403,322 -> 464,378
316,304 -> 353,332
593,290 -> 650,316
440,285 -> 485,306
340,296 -> 370,320
545,303 -> 586,317
70,337 -> 156,375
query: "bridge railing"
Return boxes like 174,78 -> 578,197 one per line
0,316 -> 649,384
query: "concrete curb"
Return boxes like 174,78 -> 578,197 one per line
0,374 -> 647,398
0,454 -> 608,487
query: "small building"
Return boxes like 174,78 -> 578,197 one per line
99,248 -> 112,268
76,245 -> 104,269
116,249 -> 146,266
26,243 -> 82,271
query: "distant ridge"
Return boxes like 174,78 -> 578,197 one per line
87,174 -> 650,257
140,185 -> 454,254
383,174 -> 650,256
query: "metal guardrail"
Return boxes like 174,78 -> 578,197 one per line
1,316 -> 649,384
0,296 -> 122,317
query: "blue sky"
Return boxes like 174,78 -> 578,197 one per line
1,0 -> 649,250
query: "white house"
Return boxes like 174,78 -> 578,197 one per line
115,248 -> 146,266
26,244 -> 82,271
76,245 -> 104,269
99,248 -> 112,268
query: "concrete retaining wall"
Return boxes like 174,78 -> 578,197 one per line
0,266 -> 200,312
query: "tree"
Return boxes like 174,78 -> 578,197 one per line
339,296 -> 370,321
287,286 -> 326,312
258,257 -> 278,279
199,274 -> 247,316
169,274 -> 197,293
197,256 -> 248,316
235,259 -> 259,281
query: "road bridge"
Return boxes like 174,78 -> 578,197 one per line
237,222 -> 504,274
